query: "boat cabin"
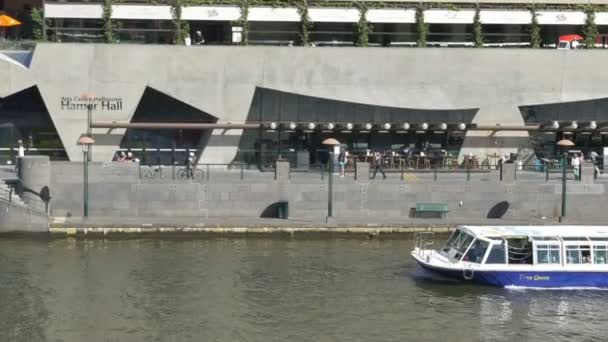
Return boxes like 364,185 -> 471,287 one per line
440,226 -> 608,267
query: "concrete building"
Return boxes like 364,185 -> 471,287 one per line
0,43 -> 607,168
4,0 -> 608,47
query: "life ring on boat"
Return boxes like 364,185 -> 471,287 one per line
463,268 -> 475,280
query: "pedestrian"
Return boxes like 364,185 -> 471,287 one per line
572,153 -> 581,180
338,148 -> 346,177
117,151 -> 126,162
126,151 -> 134,162
184,152 -> 195,178
371,151 -> 386,180
17,139 -> 24,158
194,31 -> 205,45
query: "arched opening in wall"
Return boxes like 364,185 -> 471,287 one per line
0,86 -> 68,164
236,87 -> 477,170
118,87 -> 218,165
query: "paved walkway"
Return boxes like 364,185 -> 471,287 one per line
49,215 -> 553,231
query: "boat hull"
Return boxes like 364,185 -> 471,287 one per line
415,258 -> 608,288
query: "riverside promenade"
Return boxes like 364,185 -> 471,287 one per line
2,156 -> 607,234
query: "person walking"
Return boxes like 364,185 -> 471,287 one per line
338,148 -> 346,177
371,151 -> 386,180
17,139 -> 24,158
184,152 -> 195,178
572,153 -> 581,180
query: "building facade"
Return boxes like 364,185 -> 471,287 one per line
1,43 -> 608,166
3,0 -> 608,47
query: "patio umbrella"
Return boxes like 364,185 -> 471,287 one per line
0,15 -> 21,28
0,15 -> 22,40
559,34 -> 584,42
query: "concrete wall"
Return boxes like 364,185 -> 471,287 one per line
4,44 -> 608,162
49,162 -> 607,222
0,199 -> 48,233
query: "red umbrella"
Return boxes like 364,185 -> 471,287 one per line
559,34 -> 584,42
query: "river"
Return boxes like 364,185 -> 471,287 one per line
0,236 -> 605,342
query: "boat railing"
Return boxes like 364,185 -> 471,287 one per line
414,232 -> 435,259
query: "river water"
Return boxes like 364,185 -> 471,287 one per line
0,236 -> 606,342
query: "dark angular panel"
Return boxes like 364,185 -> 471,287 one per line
519,98 -> 608,124
0,86 -> 68,161
118,87 -> 218,164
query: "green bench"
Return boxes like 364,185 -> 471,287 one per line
415,202 -> 449,218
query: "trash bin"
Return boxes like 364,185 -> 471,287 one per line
278,201 -> 289,219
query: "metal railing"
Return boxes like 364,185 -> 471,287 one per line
137,162 -> 267,181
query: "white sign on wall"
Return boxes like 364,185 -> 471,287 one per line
366,9 -> 415,23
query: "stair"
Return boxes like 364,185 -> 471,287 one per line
0,181 -> 27,207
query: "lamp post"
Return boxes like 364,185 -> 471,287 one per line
322,138 -> 340,220
78,135 -> 95,217
556,138 -> 574,222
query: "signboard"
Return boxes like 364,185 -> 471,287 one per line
61,94 -> 123,112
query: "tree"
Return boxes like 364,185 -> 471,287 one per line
583,6 -> 599,49
171,0 -> 190,45
237,0 -> 249,45
297,0 -> 313,46
355,5 -> 372,47
415,6 -> 428,47
102,0 -> 114,43
30,7 -> 45,40
473,6 -> 483,48
529,6 -> 541,48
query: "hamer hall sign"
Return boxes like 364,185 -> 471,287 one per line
61,95 -> 123,111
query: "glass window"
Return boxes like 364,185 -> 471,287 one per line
594,245 -> 608,264
536,244 -> 561,264
566,245 -> 591,264
486,242 -> 507,264
463,239 -> 489,263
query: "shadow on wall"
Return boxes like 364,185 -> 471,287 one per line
487,201 -> 510,219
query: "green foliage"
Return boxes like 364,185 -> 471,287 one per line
103,0 -> 115,43
29,8 -> 44,40
529,7 -> 541,48
473,6 -> 483,48
296,0 -> 313,46
170,0 -> 191,44
354,4 -> 372,47
237,0 -> 250,45
415,6 -> 427,47
583,6 -> 599,48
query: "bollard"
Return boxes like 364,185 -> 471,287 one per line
240,164 -> 244,180
466,162 -> 470,182
401,164 -> 404,181
545,164 -> 549,182
434,165 -> 437,182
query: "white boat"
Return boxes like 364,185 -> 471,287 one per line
411,226 -> 608,288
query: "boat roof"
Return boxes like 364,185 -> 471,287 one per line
459,225 -> 608,240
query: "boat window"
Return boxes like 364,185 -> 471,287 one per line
536,244 -> 561,264
441,229 -> 476,262
594,245 -> 608,264
443,229 -> 463,250
485,241 -> 506,264
565,245 -> 591,264
507,238 -> 533,264
463,239 -> 489,263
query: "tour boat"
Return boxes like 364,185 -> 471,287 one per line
412,226 -> 608,288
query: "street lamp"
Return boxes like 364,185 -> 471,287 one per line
556,138 -> 574,221
78,135 -> 95,217
322,138 -> 340,220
